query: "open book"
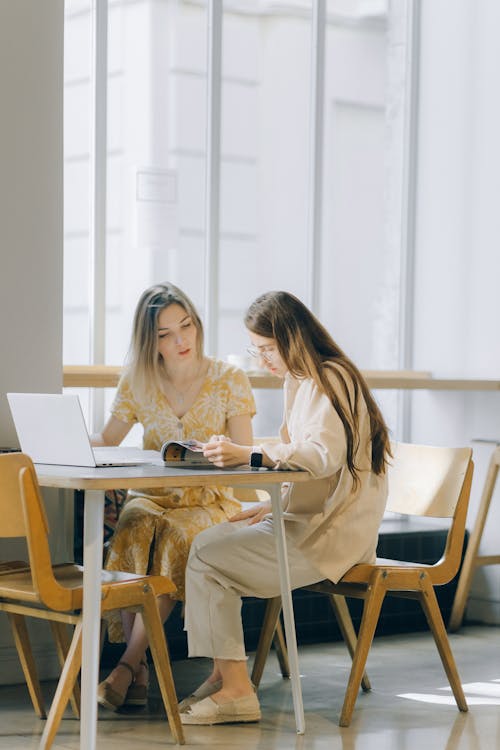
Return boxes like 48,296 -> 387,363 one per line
161,439 -> 214,468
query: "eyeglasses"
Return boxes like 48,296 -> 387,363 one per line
246,345 -> 276,362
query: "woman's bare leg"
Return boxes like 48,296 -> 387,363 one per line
211,658 -> 253,702
187,657 -> 252,704
103,595 -> 177,694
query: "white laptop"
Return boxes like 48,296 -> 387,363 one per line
7,392 -> 159,467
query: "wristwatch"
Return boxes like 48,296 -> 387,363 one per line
250,446 -> 263,468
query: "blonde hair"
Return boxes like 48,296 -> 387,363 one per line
245,291 -> 391,483
125,283 -> 204,401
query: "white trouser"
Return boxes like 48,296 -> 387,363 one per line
184,518 -> 324,660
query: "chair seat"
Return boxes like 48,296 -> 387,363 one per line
0,563 -> 176,609
342,557 -> 433,583
304,558 -> 435,595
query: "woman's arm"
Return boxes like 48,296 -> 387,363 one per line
90,415 -> 132,446
226,413 -> 253,445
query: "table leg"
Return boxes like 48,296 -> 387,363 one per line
80,489 -> 105,750
267,483 -> 305,734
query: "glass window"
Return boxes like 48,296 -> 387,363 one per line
63,0 -> 398,438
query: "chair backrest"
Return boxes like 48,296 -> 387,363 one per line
387,442 -> 472,517
386,442 -> 474,584
0,452 -> 37,537
0,452 -> 75,610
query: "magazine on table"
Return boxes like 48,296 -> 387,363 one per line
161,439 -> 215,468
161,438 -> 267,471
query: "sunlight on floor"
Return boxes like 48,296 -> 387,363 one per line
399,678 -> 500,705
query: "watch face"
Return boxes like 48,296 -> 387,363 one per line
251,450 -> 263,468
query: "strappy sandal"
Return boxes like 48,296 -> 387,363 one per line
124,659 -> 149,707
97,660 -> 135,712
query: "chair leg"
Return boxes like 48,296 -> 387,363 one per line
40,620 -> 83,750
49,621 -> 81,718
99,618 -> 108,657
7,612 -> 47,719
251,596 -> 282,688
339,576 -> 386,727
419,575 -> 468,712
448,455 -> 499,632
272,618 -> 290,679
142,591 -> 185,745
328,594 -> 371,692
252,594 -> 371,695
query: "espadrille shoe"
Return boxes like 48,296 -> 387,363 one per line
180,693 -> 261,725
178,679 -> 222,712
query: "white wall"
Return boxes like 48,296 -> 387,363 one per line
0,0 -> 66,683
411,0 -> 500,623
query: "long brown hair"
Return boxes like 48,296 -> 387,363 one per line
126,282 -> 204,401
245,291 -> 391,483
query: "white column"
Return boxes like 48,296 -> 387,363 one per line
89,0 -> 108,431
204,0 -> 223,355
307,0 -> 326,313
387,0 -> 420,440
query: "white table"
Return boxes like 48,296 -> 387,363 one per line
36,462 -> 309,748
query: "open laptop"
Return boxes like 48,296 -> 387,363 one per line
7,392 -> 159,467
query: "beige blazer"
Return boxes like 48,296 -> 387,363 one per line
263,366 -> 388,583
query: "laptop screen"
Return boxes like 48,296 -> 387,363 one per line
7,392 -> 97,466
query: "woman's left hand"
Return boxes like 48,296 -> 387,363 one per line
203,435 -> 250,468
229,500 -> 272,524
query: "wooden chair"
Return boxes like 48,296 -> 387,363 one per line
252,442 -> 474,727
0,452 -> 184,748
449,444 -> 500,631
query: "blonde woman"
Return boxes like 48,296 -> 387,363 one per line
92,283 -> 255,711
180,290 -> 391,725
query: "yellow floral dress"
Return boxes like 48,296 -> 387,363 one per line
104,358 -> 256,642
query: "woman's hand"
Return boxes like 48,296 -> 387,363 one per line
229,501 -> 272,525
203,435 -> 251,468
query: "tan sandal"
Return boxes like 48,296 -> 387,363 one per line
124,659 -> 149,707
97,660 -> 135,712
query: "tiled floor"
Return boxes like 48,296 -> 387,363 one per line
1,624 -> 498,749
